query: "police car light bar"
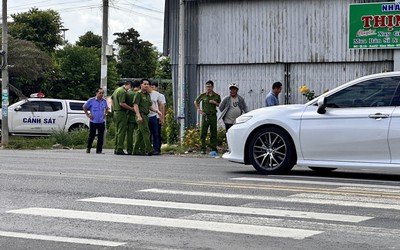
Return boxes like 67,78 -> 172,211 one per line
30,92 -> 45,98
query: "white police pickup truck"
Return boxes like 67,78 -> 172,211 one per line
0,97 -> 90,136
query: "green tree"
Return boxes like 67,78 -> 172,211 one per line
75,31 -> 118,95
9,8 -> 64,52
8,36 -> 53,81
52,45 -> 119,100
107,57 -> 120,96
155,55 -> 172,79
76,31 -> 102,49
114,28 -> 158,78
7,36 -> 53,98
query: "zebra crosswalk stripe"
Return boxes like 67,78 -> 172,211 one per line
0,230 -> 126,247
230,177 -> 400,190
80,197 -> 372,223
139,188 -> 400,210
6,208 -> 322,240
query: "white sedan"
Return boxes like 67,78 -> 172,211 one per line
223,71 -> 400,174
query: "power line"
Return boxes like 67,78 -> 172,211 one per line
118,1 -> 163,13
8,1 -> 163,20
10,0 -> 56,9
5,0 -> 164,45
9,0 -> 98,12
53,5 -> 102,14
111,5 -> 163,20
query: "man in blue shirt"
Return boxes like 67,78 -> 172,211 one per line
265,81 -> 283,107
83,88 -> 110,154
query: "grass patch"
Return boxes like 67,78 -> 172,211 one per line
5,128 -> 89,149
7,136 -> 55,149
50,128 -> 88,149
5,128 -> 116,150
161,144 -> 186,155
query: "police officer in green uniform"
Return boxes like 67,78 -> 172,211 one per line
194,80 -> 221,154
125,80 -> 140,155
111,81 -> 134,155
133,79 -> 162,156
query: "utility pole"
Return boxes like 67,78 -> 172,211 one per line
177,0 -> 185,144
1,0 -> 9,145
101,0 -> 109,144
101,0 -> 109,96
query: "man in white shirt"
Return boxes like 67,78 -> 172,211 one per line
148,82 -> 164,155
150,81 -> 166,153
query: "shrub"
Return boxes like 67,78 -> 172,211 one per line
182,126 -> 227,151
106,115 -> 116,139
164,107 -> 179,145
50,128 -> 88,148
182,127 -> 201,150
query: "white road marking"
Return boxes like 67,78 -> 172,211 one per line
80,197 -> 371,223
183,213 -> 400,238
6,208 -> 322,240
0,230 -> 126,247
139,188 -> 400,210
230,177 -> 400,189
277,174 -> 399,185
337,186 -> 400,193
290,193 -> 400,205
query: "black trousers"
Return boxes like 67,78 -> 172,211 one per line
87,122 -> 105,153
158,122 -> 162,152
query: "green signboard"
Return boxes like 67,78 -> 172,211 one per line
349,2 -> 400,49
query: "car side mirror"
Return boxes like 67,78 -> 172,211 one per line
14,106 -> 22,112
317,97 -> 326,114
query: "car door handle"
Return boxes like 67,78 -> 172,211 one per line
368,113 -> 390,119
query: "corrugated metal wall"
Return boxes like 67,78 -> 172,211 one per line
164,0 -> 199,122
198,64 -> 285,111
164,0 -> 396,125
198,0 -> 392,64
290,62 -> 394,104
198,62 -> 393,113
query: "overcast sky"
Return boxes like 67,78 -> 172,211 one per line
6,0 -> 165,51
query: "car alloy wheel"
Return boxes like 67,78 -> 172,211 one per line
248,127 -> 295,175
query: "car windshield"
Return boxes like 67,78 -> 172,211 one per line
325,76 -> 400,108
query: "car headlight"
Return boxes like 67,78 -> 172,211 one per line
235,115 -> 253,124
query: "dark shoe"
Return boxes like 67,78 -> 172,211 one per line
152,151 -> 160,155
132,152 -> 144,156
145,152 -> 153,156
127,151 -> 133,155
200,150 -> 206,154
96,151 -> 104,154
114,151 -> 127,155
86,148 -> 90,154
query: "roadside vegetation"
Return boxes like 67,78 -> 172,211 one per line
4,109 -> 227,154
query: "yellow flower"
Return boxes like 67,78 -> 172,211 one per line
299,85 -> 309,94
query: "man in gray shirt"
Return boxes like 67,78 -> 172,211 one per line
219,83 -> 249,131
265,81 -> 282,107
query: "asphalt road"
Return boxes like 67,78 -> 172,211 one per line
1,149 -> 400,250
